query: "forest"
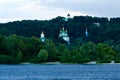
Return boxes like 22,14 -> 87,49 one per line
0,15 -> 120,64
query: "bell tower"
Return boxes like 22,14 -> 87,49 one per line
40,31 -> 45,42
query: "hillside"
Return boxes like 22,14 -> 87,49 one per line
0,16 -> 120,43
0,16 -> 120,64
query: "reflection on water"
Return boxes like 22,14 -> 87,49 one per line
0,64 -> 120,80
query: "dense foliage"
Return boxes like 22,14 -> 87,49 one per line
0,35 -> 118,64
0,15 -> 120,64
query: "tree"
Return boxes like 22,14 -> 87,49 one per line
79,42 -> 96,61
60,48 -> 71,63
17,51 -> 23,63
0,55 -> 12,64
57,43 -> 66,60
7,34 -> 25,57
22,36 -> 43,62
0,35 -> 9,55
96,43 -> 116,63
44,40 -> 59,62
37,49 -> 48,63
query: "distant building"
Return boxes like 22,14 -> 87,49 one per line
93,22 -> 100,26
64,13 -> 70,22
67,13 -> 70,18
59,27 -> 70,44
40,31 -> 45,42
85,28 -> 88,37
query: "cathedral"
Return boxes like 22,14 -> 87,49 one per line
59,27 -> 70,44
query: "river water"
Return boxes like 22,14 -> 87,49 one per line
0,64 -> 120,80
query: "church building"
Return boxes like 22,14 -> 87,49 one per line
40,31 -> 45,42
59,27 -> 70,44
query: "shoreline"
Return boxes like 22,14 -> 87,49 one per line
20,61 -> 120,65
0,61 -> 120,65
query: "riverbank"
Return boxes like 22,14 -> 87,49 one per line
42,62 -> 61,64
20,61 -> 120,65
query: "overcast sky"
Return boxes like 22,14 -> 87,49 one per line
0,0 -> 120,23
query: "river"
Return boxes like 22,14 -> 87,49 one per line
0,64 -> 120,80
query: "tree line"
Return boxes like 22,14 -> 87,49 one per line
0,34 -> 119,64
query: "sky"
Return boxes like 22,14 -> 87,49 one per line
0,0 -> 120,23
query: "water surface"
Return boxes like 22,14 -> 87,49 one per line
0,64 -> 120,80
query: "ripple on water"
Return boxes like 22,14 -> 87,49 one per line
0,64 -> 120,80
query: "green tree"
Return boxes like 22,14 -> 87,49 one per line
44,40 -> 59,62
7,34 -> 25,57
96,43 -> 116,63
0,35 -> 9,55
80,42 -> 96,61
77,47 -> 90,63
22,36 -> 43,62
16,51 -> 23,63
0,55 -> 12,64
37,49 -> 48,63
57,43 -> 66,60
60,48 -> 71,63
